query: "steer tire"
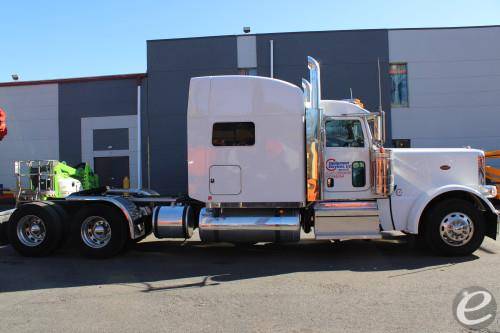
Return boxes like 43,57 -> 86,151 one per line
73,204 -> 128,259
8,202 -> 63,257
424,199 -> 485,256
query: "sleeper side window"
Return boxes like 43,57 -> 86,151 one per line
325,119 -> 365,148
212,122 -> 255,146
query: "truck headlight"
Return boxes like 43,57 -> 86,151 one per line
478,155 -> 486,185
480,185 -> 497,198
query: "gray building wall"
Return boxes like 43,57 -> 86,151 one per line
256,30 -> 392,138
58,78 -> 140,166
146,31 -> 392,195
146,36 -> 238,195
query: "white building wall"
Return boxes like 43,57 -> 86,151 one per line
0,84 -> 59,189
389,27 -> 500,153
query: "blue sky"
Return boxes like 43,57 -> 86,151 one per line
0,0 -> 498,81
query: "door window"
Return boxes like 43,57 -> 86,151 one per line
352,161 -> 366,187
94,156 -> 130,188
325,119 -> 365,148
93,128 -> 129,151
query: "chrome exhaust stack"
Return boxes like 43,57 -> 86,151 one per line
305,56 -> 324,201
307,56 -> 321,109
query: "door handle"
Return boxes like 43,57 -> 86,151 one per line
327,177 -> 334,188
210,178 -> 215,183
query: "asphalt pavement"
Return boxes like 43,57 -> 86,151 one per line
0,232 -> 499,333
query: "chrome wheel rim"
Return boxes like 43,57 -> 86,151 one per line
81,216 -> 112,249
439,212 -> 474,247
17,215 -> 47,247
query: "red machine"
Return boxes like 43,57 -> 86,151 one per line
0,108 -> 7,141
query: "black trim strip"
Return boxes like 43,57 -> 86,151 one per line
388,189 -> 397,230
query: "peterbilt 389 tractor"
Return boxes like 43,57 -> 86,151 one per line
5,57 -> 499,258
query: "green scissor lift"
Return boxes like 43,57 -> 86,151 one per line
15,160 -> 99,203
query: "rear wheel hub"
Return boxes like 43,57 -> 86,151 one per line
81,216 -> 112,249
17,215 -> 47,247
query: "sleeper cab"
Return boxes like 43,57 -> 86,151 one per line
187,75 -> 306,205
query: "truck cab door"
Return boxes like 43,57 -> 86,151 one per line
323,117 -> 370,195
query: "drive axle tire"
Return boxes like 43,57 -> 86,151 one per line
8,202 -> 63,257
73,204 -> 128,259
48,203 -> 70,248
30,201 -> 70,249
423,199 -> 485,256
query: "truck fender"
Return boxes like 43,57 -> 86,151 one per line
407,184 -> 497,234
65,195 -> 143,239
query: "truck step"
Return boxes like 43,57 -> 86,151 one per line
313,201 -> 381,240
315,233 -> 382,240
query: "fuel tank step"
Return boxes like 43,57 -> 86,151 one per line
313,201 -> 381,240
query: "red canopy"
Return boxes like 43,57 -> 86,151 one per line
0,108 -> 7,141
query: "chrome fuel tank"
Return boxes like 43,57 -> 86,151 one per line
152,205 -> 195,239
199,208 -> 301,243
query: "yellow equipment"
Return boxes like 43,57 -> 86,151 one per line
485,150 -> 500,199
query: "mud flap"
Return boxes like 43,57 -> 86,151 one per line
485,210 -> 499,240
0,209 -> 14,245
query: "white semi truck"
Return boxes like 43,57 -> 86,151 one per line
6,57 -> 499,258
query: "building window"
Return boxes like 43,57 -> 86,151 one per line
212,122 -> 255,146
325,119 -> 365,148
389,63 -> 409,107
392,139 -> 411,148
238,68 -> 258,76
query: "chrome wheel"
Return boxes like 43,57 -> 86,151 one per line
17,215 -> 47,247
81,216 -> 112,249
439,212 -> 474,247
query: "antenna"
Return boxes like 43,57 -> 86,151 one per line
377,57 -> 382,112
350,88 -> 353,100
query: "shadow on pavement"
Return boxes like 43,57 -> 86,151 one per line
0,238 -> 479,293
